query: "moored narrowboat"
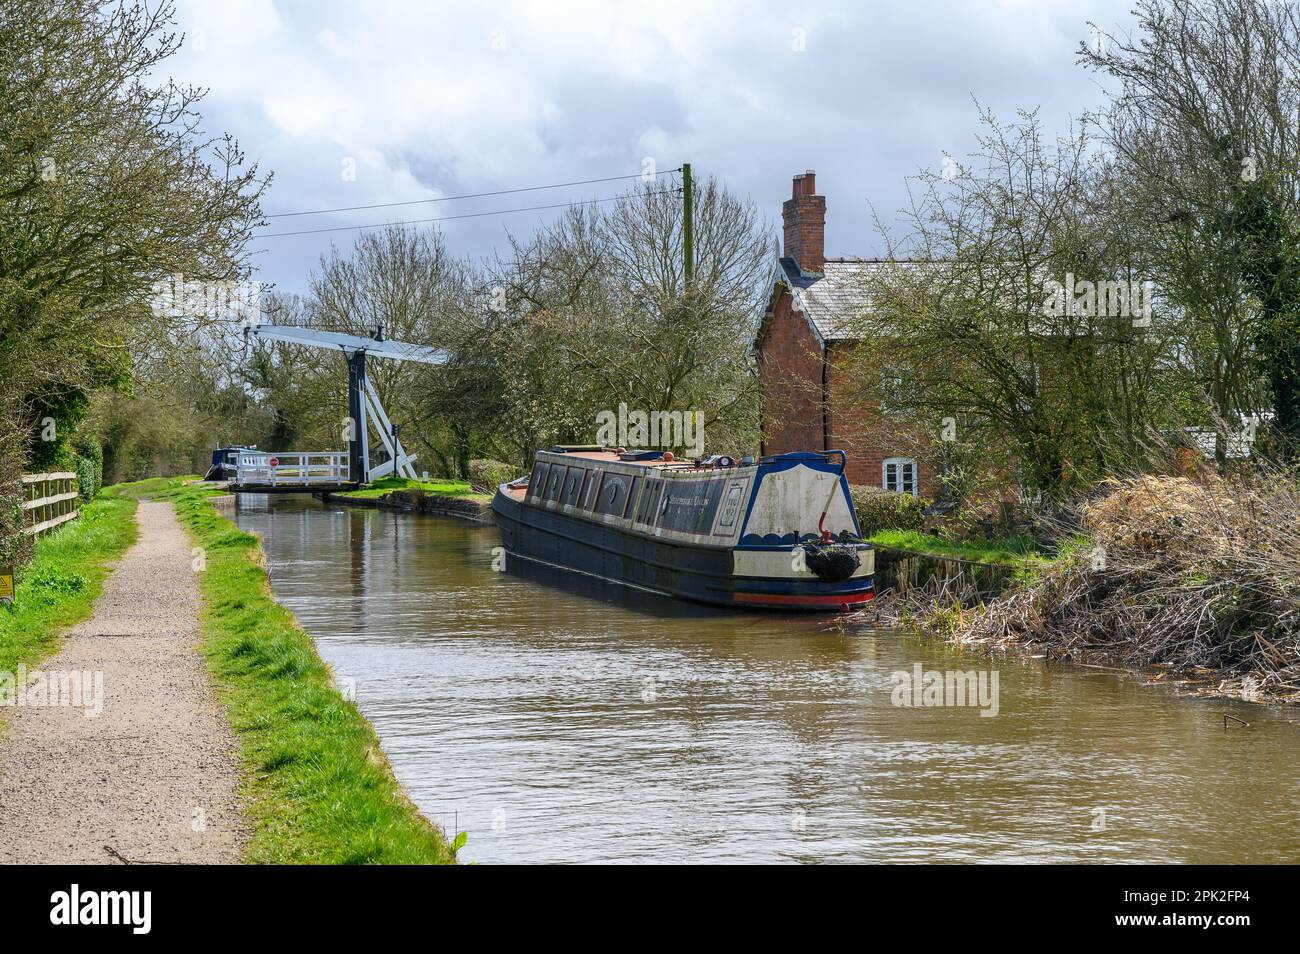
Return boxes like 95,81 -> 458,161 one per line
492,446 -> 874,611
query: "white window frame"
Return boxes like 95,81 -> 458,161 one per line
882,457 -> 918,497
880,366 -> 915,415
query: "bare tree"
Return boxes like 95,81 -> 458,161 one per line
490,178 -> 770,465
848,109 -> 1183,497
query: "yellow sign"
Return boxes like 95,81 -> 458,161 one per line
0,565 -> 13,605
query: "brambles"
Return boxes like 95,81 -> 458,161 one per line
952,472 -> 1300,702
468,459 -> 518,493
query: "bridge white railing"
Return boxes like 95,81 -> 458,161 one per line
234,452 -> 350,487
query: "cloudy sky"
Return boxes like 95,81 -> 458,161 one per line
167,0 -> 1138,294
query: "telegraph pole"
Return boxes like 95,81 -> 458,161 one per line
682,162 -> 694,289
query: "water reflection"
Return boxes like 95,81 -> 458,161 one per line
236,495 -> 1300,864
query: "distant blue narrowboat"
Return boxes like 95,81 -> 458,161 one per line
492,446 -> 874,611
204,445 -> 255,482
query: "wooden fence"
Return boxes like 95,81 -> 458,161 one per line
20,472 -> 80,538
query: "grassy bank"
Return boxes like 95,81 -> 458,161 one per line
867,528 -> 1046,567
337,476 -> 490,501
0,494 -> 138,675
108,477 -> 458,864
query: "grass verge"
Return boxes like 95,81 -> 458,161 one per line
108,477 -> 458,864
868,528 -> 1046,566
0,494 -> 138,676
337,476 -> 490,501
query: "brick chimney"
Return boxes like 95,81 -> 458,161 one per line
782,170 -> 825,274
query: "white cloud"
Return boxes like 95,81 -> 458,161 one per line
167,0 -> 1136,291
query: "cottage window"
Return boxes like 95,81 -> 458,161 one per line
880,366 -> 916,414
1014,358 -> 1041,412
883,457 -> 917,496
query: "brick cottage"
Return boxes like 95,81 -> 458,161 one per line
754,171 -> 931,497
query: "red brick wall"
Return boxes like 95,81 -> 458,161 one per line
758,293 -> 932,498
758,292 -> 824,457
826,342 -> 931,496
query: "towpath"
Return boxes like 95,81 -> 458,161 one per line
0,501 -> 244,864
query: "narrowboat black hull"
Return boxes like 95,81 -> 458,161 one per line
493,489 -> 875,612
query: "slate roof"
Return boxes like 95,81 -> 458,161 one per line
774,256 -> 932,342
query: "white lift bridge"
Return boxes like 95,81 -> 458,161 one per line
231,324 -> 447,491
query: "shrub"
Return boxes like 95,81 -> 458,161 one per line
0,480 -> 29,570
0,414 -> 32,571
468,459 -> 519,492
73,444 -> 103,501
850,485 -> 927,536
80,435 -> 103,495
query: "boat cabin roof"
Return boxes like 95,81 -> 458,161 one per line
535,446 -> 749,475
501,447 -> 748,503
544,449 -> 697,470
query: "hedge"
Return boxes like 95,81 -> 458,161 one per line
850,484 -> 927,536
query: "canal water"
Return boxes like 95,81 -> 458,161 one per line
235,495 -> 1300,864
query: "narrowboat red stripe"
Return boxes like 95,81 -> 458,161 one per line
734,590 -> 874,608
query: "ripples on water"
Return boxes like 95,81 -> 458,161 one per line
236,496 -> 1300,864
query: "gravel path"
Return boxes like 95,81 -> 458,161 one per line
0,501 -> 245,864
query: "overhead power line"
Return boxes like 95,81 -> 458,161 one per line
258,189 -> 683,238
264,168 -> 682,219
